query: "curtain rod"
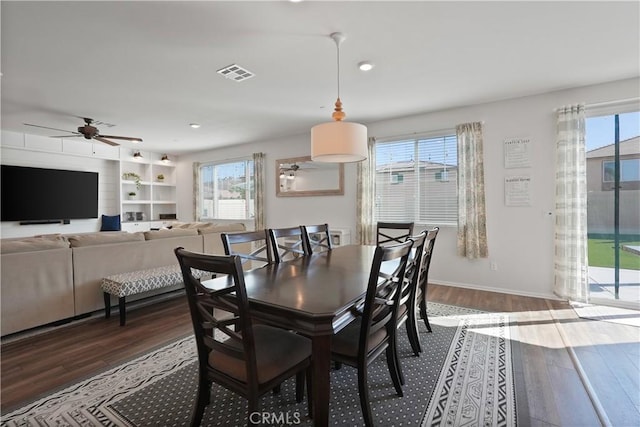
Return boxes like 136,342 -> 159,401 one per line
554,97 -> 640,112
587,97 -> 639,109
374,122 -> 485,141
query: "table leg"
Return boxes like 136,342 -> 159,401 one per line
311,334 -> 331,427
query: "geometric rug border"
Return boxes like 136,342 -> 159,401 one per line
0,336 -> 195,426
0,331 -> 194,416
420,310 -> 517,427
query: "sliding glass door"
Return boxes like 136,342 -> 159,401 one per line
586,111 -> 640,306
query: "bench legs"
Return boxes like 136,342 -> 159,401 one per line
103,292 -> 111,319
103,292 -> 127,326
119,297 -> 126,326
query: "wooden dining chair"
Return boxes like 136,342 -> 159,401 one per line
221,230 -> 273,269
301,223 -> 333,254
331,240 -> 413,426
268,226 -> 306,263
174,247 -> 312,427
393,230 -> 427,385
376,221 -> 414,246
416,227 -> 440,335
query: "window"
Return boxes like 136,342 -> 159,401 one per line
390,173 -> 403,184
603,159 -> 640,183
375,133 -> 457,225
199,158 -> 254,220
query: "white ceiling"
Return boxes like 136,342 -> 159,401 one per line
1,1 -> 639,155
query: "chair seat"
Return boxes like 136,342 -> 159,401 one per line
332,318 -> 388,358
209,324 -> 311,384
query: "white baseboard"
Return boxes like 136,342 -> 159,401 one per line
430,279 -> 562,301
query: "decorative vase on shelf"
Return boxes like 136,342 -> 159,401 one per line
156,174 -> 165,183
128,192 -> 137,200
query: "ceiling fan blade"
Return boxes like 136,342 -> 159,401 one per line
50,134 -> 83,138
24,123 -> 79,134
94,136 -> 120,146
100,134 -> 143,143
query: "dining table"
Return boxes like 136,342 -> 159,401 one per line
206,244 -> 378,427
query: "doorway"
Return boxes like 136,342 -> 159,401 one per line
586,111 -> 640,306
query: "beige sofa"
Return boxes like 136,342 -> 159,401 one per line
1,236 -> 74,336
0,222 -> 245,336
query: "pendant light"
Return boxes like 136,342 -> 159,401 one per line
311,32 -> 367,163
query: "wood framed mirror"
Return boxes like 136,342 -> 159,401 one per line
275,156 -> 344,197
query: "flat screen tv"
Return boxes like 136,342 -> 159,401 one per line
1,165 -> 98,222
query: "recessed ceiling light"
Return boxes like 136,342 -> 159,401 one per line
189,123 -> 201,129
358,61 -> 374,71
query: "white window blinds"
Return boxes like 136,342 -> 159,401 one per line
375,134 -> 457,225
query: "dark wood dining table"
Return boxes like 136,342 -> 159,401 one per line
209,244 -> 378,427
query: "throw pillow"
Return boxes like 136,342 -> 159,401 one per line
100,214 -> 121,232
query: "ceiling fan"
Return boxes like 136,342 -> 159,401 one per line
23,117 -> 142,146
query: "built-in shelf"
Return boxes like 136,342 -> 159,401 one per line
120,151 -> 177,226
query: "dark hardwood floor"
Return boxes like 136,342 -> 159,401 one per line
2,284 -> 638,426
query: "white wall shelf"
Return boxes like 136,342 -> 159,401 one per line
120,150 -> 177,227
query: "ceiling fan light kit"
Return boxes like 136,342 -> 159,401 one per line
311,32 -> 367,163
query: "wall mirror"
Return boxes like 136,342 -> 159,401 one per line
275,156 -> 344,197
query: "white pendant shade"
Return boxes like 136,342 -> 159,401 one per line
310,32 -> 368,163
311,121 -> 367,163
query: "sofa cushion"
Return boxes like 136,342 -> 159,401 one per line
174,222 -> 215,230
100,214 -> 122,232
197,223 -> 245,235
1,237 -> 70,254
143,228 -> 198,240
34,233 -> 69,242
68,232 -> 145,247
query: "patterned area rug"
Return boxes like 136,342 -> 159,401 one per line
1,303 -> 516,427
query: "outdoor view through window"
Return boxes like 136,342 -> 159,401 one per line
586,111 -> 640,305
200,159 -> 254,220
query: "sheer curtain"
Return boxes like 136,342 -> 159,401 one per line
456,122 -> 488,259
554,105 -> 588,302
252,152 -> 265,231
192,162 -> 201,221
356,138 -> 376,244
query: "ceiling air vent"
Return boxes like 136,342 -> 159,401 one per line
216,64 -> 255,82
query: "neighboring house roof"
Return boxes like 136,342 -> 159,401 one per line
376,160 -> 456,172
586,136 -> 640,158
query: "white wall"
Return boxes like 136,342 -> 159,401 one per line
177,78 -> 639,299
0,146 -> 119,238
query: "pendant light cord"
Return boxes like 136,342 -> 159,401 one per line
330,32 -> 346,121
336,38 -> 341,99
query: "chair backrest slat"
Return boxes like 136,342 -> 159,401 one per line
221,230 -> 273,268
376,221 -> 414,246
401,230 -> 428,310
268,226 -> 306,263
416,227 -> 440,296
301,223 -> 333,254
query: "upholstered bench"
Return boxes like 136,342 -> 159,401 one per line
101,265 -> 208,326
